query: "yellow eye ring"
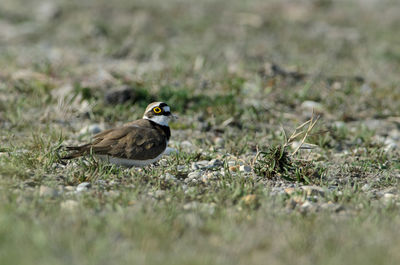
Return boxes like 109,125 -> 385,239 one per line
153,107 -> 162,113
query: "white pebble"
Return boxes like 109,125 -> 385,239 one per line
239,165 -> 252,173
76,182 -> 91,192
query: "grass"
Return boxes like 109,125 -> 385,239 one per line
1,0 -> 400,264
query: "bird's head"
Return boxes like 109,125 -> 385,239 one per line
143,102 -> 177,126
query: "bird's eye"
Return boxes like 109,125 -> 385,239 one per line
153,107 -> 162,113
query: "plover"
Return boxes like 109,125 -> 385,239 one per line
63,102 -> 176,167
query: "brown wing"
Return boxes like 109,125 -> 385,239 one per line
64,125 -> 167,160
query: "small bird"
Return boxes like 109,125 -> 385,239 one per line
63,102 -> 177,167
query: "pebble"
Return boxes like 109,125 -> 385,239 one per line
227,160 -> 236,167
164,147 -> 178,155
95,180 -> 107,186
381,193 -> 397,204
214,137 -> 225,147
39,186 -> 59,197
301,100 -> 325,113
208,159 -> 223,169
177,165 -> 187,171
384,138 -> 398,151
300,201 -> 314,211
239,165 -> 252,173
360,83 -> 372,94
361,184 -> 371,191
187,171 -> 201,180
191,159 -> 223,170
79,124 -> 103,136
64,186 -> 75,191
61,200 -> 79,211
363,119 -> 384,131
333,121 -> 346,129
191,160 -> 209,170
164,173 -> 176,181
320,202 -> 345,212
191,178 -> 199,184
180,141 -> 193,149
76,182 -> 91,192
332,81 -> 342,90
389,129 -> 400,141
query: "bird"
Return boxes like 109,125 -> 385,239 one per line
62,102 -> 177,167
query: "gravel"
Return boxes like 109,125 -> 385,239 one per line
76,182 -> 91,192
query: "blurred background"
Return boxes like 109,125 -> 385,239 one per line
0,0 -> 399,131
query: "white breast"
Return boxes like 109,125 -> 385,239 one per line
96,152 -> 165,167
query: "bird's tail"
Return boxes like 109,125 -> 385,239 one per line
61,144 -> 91,159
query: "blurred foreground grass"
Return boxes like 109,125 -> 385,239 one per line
0,0 -> 400,264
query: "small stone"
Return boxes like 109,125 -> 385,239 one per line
320,202 -> 344,212
188,171 -> 201,180
95,180 -> 107,186
333,121 -> 346,129
39,186 -> 59,197
301,100 -> 325,113
64,186 -> 75,191
191,178 -> 199,184
239,165 -> 252,173
180,141 -> 193,149
361,184 -> 371,191
363,119 -> 383,131
360,83 -> 372,94
300,201 -> 314,211
191,160 -> 209,170
227,160 -> 236,167
332,81 -> 342,90
61,200 -> 79,211
164,173 -> 176,181
214,137 -> 225,147
384,193 -> 396,199
164,147 -> 178,155
177,165 -> 187,171
384,138 -> 398,151
207,159 -> 223,169
389,129 -> 400,141
76,182 -> 91,192
382,193 -> 397,204
79,124 -> 103,136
